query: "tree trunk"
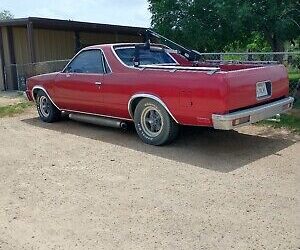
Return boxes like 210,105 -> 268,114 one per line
271,33 -> 284,63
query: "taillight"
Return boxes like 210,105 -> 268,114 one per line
232,116 -> 250,126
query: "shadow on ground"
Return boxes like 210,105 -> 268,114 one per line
22,117 -> 297,173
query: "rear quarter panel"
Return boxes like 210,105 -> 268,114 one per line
122,69 -> 228,126
226,65 -> 289,111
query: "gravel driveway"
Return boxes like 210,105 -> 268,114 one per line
0,108 -> 299,250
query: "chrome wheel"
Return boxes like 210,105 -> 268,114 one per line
134,98 -> 179,145
140,106 -> 163,137
39,96 -> 50,118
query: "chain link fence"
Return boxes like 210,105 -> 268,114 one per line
197,51 -> 299,64
5,60 -> 69,91
4,52 -> 300,97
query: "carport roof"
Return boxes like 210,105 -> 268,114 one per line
0,17 -> 147,35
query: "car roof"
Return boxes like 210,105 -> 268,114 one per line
83,43 -> 169,50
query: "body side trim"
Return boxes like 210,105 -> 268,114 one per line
128,93 -> 179,123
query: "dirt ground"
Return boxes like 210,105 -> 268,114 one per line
0,92 -> 25,107
0,107 -> 299,250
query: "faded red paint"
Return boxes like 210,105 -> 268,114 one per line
26,44 -> 289,127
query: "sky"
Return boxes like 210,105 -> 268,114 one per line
1,0 -> 152,27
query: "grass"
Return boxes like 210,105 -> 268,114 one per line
258,92 -> 300,133
288,71 -> 300,82
259,113 -> 300,134
0,102 -> 33,118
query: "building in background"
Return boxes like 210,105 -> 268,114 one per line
0,17 -> 146,91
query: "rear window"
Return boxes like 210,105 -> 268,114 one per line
114,47 -> 176,66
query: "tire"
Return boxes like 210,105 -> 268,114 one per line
134,98 -> 179,146
36,91 -> 61,123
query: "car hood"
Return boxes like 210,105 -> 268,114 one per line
28,72 -> 60,82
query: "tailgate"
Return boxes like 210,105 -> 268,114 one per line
225,64 -> 289,111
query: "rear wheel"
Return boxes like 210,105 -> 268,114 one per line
36,91 -> 61,122
134,98 -> 179,146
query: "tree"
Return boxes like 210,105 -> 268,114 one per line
0,10 -> 14,20
148,0 -> 240,52
236,0 -> 300,52
148,0 -> 300,52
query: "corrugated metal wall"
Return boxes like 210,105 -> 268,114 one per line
0,55 -> 3,90
11,28 -> 143,64
12,27 -> 30,64
1,27 -> 16,89
2,27 -> 11,66
80,32 -> 117,46
117,33 -> 143,43
34,29 -> 75,62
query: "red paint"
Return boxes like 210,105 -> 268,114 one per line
26,44 -> 290,126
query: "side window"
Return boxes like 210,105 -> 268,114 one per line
103,55 -> 111,73
65,50 -> 105,74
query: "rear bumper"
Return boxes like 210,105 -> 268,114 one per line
212,97 -> 294,130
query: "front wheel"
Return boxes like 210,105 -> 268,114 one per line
36,91 -> 61,122
134,98 -> 179,146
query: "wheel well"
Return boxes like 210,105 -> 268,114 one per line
130,97 -> 144,117
128,95 -> 179,124
32,88 -> 41,101
32,87 -> 61,111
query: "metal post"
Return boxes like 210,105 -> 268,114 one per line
27,21 -> 36,63
0,27 -> 6,90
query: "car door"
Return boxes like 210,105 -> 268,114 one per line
99,72 -> 134,119
53,49 -> 105,114
99,48 -> 135,119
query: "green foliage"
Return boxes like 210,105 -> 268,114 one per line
289,54 -> 300,69
289,71 -> 300,95
289,71 -> 300,82
148,0 -> 300,52
224,32 -> 272,52
246,33 -> 272,52
0,10 -> 14,20
148,0 -> 239,51
236,0 -> 300,52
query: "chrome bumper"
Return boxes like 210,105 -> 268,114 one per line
212,97 -> 294,130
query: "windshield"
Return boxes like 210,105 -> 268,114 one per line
114,47 -> 176,66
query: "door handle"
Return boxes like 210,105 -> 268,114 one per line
95,81 -> 102,85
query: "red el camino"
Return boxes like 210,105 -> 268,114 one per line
26,42 -> 294,145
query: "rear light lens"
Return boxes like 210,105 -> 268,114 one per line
232,116 -> 250,126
